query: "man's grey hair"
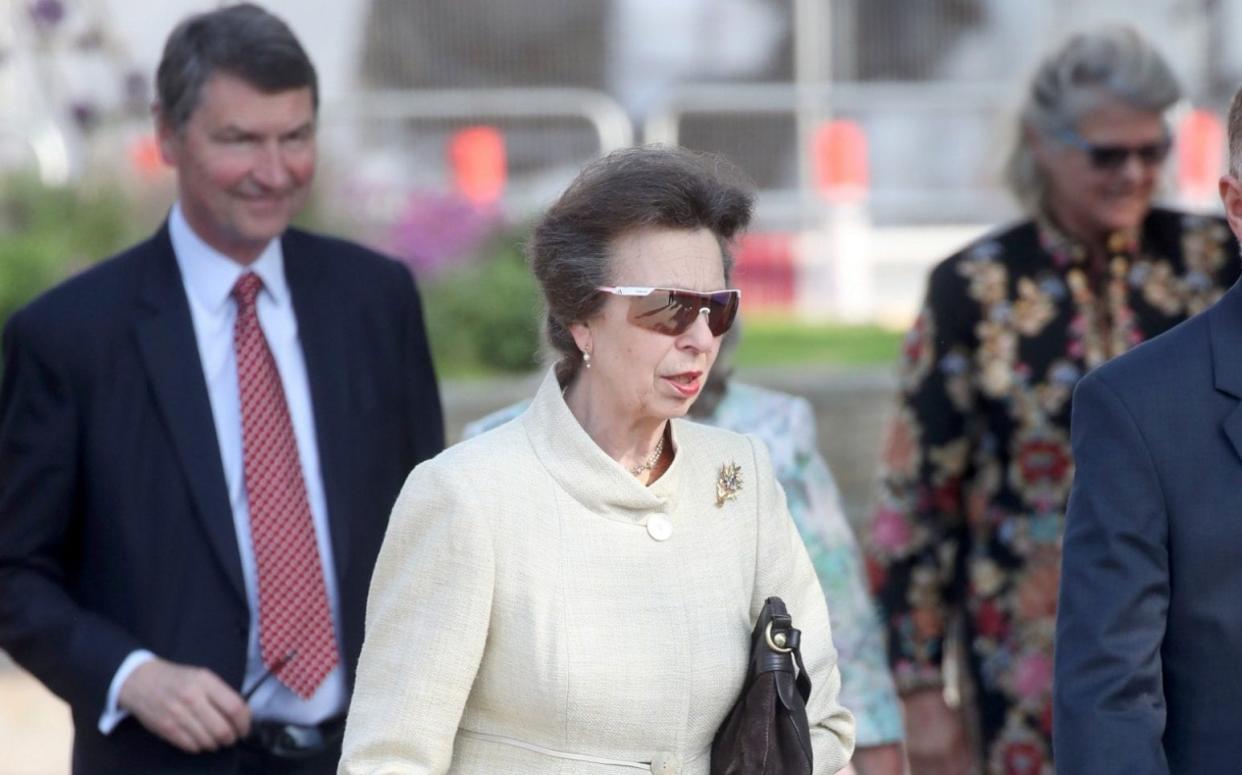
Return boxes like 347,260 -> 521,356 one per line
1004,26 -> 1180,216
1226,87 -> 1242,177
156,3 -> 318,130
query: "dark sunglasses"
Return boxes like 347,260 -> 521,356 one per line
1056,127 -> 1172,171
597,286 -> 741,336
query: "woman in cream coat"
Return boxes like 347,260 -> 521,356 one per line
340,146 -> 856,774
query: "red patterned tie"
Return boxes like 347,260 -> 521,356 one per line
232,272 -> 339,699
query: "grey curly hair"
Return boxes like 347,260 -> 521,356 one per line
1004,26 -> 1180,215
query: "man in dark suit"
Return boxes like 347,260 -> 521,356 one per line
0,4 -> 443,772
1054,85 -> 1242,774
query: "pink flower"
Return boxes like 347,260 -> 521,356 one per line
387,192 -> 501,276
1013,652 -> 1052,700
1014,436 -> 1071,490
1002,740 -> 1045,774
881,412 -> 919,479
870,506 -> 912,553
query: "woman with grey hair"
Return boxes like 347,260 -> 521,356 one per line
866,26 -> 1239,774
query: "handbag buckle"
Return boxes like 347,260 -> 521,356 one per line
764,620 -> 793,653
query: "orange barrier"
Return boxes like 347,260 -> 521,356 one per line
1177,108 -> 1224,205
449,125 -> 507,205
813,119 -> 868,201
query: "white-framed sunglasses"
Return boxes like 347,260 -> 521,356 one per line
597,286 -> 742,336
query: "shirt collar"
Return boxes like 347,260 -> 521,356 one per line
168,202 -> 289,315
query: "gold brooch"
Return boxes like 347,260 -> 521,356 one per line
716,462 -> 743,507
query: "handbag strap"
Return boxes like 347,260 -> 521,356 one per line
760,601 -> 812,704
786,629 -> 812,703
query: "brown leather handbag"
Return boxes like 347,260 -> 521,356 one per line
710,596 -> 813,775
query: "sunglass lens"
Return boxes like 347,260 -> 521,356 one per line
1090,147 -> 1129,169
1090,139 -> 1171,170
627,290 -> 740,336
630,290 -> 694,335
1140,139 -> 1172,165
707,291 -> 740,336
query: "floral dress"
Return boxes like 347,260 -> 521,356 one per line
866,207 -> 1239,774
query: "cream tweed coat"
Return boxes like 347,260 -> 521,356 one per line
340,371 -> 856,774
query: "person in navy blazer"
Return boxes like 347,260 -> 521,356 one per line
0,5 -> 443,773
1054,85 -> 1242,774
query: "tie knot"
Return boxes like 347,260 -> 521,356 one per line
232,273 -> 264,310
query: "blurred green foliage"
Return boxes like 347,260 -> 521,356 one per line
419,230 -> 543,377
0,175 -> 146,339
735,316 -> 903,368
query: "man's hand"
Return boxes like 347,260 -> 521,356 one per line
117,658 -> 251,753
902,688 -> 974,775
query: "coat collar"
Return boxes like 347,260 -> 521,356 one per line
1208,279 -> 1242,464
1210,279 -> 1242,399
520,369 -> 684,523
133,223 -> 247,605
132,223 -> 359,602
281,229 -> 357,579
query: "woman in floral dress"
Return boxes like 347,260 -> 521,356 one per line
867,26 -> 1240,775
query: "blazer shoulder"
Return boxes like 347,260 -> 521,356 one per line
675,417 -> 750,451
283,228 -> 408,279
930,219 -> 1036,276
675,419 -> 775,479
281,229 -> 422,326
415,420 -> 537,493
5,234 -> 160,351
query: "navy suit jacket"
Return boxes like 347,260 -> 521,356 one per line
0,224 -> 444,773
1055,279 -> 1242,773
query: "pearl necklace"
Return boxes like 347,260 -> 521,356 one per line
629,431 -> 666,476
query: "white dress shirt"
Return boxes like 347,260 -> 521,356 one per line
100,204 -> 346,732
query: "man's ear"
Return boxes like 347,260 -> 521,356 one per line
154,107 -> 179,167
1219,175 -> 1242,244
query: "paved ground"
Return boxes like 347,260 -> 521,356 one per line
0,363 -> 897,772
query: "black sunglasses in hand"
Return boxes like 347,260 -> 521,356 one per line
238,650 -> 342,759
242,649 -> 297,702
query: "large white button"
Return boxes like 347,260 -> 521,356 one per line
650,752 -> 680,773
646,514 -> 673,541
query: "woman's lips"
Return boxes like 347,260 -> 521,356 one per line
663,372 -> 702,397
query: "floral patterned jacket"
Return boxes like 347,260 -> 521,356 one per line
866,207 -> 1239,772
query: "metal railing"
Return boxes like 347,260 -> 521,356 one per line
330,87 -> 634,155
643,80 -> 1017,226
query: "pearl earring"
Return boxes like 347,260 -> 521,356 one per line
583,351 -> 592,369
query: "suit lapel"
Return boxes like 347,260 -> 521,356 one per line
132,225 -> 246,604
1210,280 -> 1242,464
284,232 -> 355,582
